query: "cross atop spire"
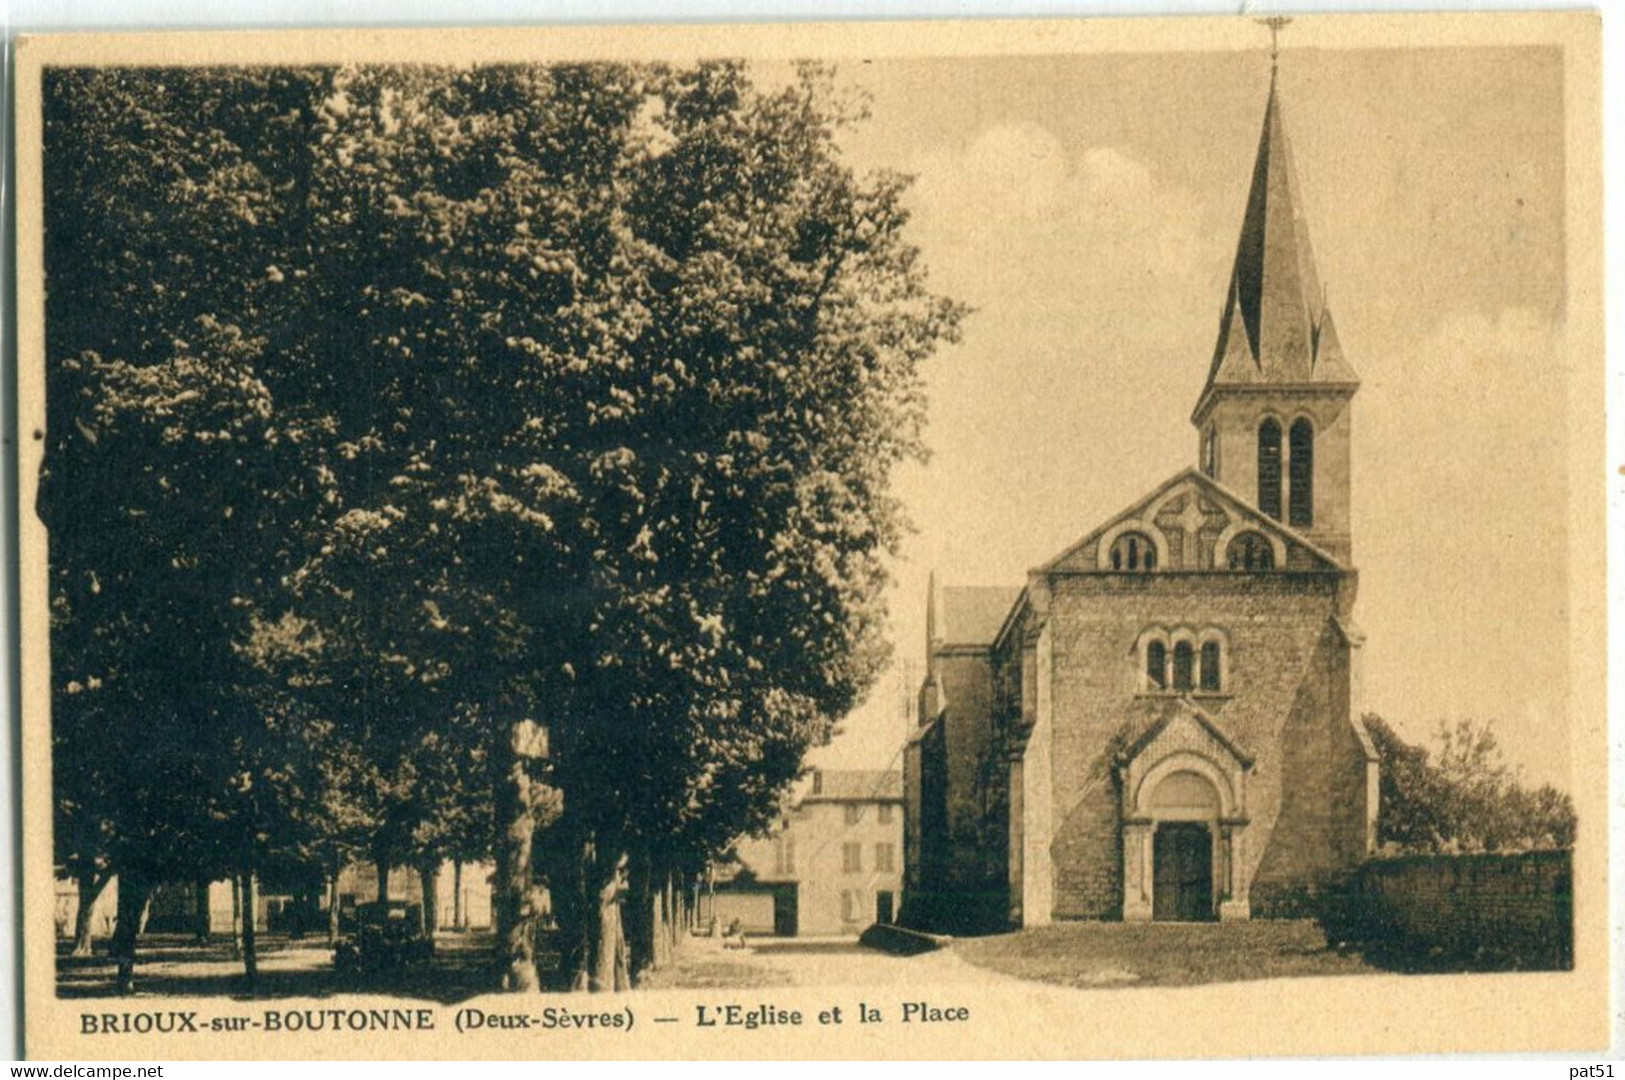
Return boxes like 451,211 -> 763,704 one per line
1258,16 -> 1293,76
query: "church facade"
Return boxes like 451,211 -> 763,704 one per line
902,70 -> 1379,932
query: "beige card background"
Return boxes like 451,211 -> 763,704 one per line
12,11 -> 1609,1060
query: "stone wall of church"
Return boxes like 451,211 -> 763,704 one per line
936,648 -> 997,881
904,649 -> 1006,931
1249,618 -> 1374,910
1043,570 -> 1361,920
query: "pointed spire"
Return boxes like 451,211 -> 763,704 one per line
1200,63 -> 1355,402
925,570 -> 940,657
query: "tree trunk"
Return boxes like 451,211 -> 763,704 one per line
493,719 -> 539,991
591,849 -> 629,993
418,862 -> 440,936
240,873 -> 259,989
659,871 -> 677,966
548,824 -> 591,992
110,869 -> 152,996
229,875 -> 243,960
326,874 -> 341,946
193,877 -> 212,943
545,813 -> 631,992
626,849 -> 654,983
452,859 -> 464,931
375,859 -> 390,904
71,871 -> 108,958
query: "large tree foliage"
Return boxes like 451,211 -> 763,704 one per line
42,61 -> 962,993
1364,715 -> 1575,855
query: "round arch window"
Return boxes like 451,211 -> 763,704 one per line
1109,532 -> 1158,572
1226,531 -> 1275,571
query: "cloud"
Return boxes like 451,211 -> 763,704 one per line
900,124 -> 1218,326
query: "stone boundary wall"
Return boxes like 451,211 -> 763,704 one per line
1322,849 -> 1572,971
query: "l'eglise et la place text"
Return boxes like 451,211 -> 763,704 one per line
694,1001 -> 969,1028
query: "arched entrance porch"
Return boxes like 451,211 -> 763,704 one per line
1116,705 -> 1253,922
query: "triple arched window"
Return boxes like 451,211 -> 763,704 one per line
1226,531 -> 1275,571
1109,532 -> 1158,572
1140,629 -> 1227,694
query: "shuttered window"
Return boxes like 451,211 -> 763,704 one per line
1258,418 -> 1283,520
1289,418 -> 1314,527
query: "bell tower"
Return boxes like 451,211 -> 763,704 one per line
1192,28 -> 1359,563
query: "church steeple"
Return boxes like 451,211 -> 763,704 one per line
1192,49 -> 1359,563
1197,68 -> 1357,411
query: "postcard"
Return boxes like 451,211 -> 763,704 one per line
11,11 -> 1609,1059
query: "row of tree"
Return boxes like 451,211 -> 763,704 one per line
1364,715 -> 1576,855
44,62 -> 963,992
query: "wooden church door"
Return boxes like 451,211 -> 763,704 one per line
1152,822 -> 1214,922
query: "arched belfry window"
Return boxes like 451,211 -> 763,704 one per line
1200,642 -> 1222,692
1172,642 -> 1195,692
1257,418 -> 1283,520
1146,641 -> 1167,690
1289,418 -> 1314,528
1110,532 -> 1158,572
1202,426 -> 1218,478
1226,531 -> 1275,571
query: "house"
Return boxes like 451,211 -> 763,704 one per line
709,768 -> 904,937
903,64 -> 1379,933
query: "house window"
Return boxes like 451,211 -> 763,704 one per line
772,834 -> 796,875
841,890 -> 858,923
1289,418 -> 1314,528
1200,641 -> 1222,692
843,804 -> 862,826
1172,641 -> 1195,692
1110,532 -> 1157,572
877,804 -> 893,825
1226,532 -> 1275,571
1258,418 -> 1283,520
842,843 -> 862,873
1146,640 -> 1168,690
874,843 -> 895,873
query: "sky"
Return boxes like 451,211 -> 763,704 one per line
801,44 -> 1577,789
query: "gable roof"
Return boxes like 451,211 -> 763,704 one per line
802,769 -> 903,803
1116,696 -> 1255,770
936,585 -> 1023,647
1039,466 -> 1347,574
1198,75 -> 1358,416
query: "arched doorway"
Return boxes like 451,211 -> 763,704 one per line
1118,708 -> 1253,922
1148,770 -> 1219,922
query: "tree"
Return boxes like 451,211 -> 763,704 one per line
42,61 -> 962,996
41,68 -> 339,990
1364,714 -> 1576,854
279,60 -> 961,989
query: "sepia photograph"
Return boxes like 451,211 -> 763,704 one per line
12,12 -> 1609,1059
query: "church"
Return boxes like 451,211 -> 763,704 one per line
902,62 -> 1380,932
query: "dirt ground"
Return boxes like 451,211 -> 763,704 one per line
57,919 -> 1376,1001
